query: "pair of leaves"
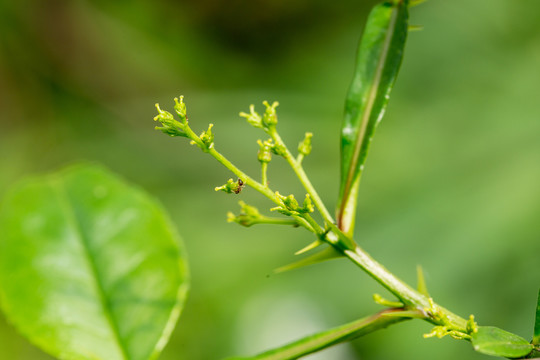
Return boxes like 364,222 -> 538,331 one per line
0,164 -> 189,360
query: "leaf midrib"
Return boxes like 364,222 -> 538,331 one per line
51,177 -> 129,360
338,3 -> 400,227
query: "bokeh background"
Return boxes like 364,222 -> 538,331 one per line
1,0 -> 539,359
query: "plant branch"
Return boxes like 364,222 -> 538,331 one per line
342,245 -> 468,331
155,97 -> 485,358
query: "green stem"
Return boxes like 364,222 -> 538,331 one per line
207,146 -> 324,238
261,162 -> 268,187
342,244 -> 468,331
207,147 -> 275,201
299,213 -> 326,237
291,216 -> 317,233
270,130 -> 335,227
254,217 -> 300,227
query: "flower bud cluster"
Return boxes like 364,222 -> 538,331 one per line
271,192 -> 314,216
240,101 -> 280,131
227,201 -> 261,227
198,124 -> 214,150
154,104 -> 188,138
257,138 -> 286,163
155,96 -> 217,151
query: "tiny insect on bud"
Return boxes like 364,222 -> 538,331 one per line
215,178 -> 243,194
234,179 -> 245,194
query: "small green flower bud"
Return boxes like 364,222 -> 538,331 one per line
424,326 -> 448,339
262,100 -> 279,127
239,105 -> 263,128
270,143 -> 287,156
154,103 -> 186,137
215,178 -> 244,194
298,132 -> 313,156
239,201 -> 260,217
466,315 -> 478,334
271,192 -> 303,216
257,139 -> 272,163
227,201 -> 262,227
301,194 -> 314,213
261,139 -> 283,157
199,124 -> 214,149
154,103 -> 174,122
227,211 -> 237,222
283,194 -> 298,210
174,95 -> 187,123
270,206 -> 294,216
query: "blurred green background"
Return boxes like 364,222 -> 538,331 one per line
1,0 -> 539,359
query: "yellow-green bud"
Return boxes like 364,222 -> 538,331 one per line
257,139 -> 272,163
298,132 -> 313,156
262,100 -> 279,127
240,105 -> 263,128
270,143 -> 286,156
174,95 -> 187,122
227,201 -> 262,227
199,124 -> 214,149
301,194 -> 314,213
154,103 -> 187,137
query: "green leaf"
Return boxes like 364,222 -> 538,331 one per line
337,0 -> 409,236
534,288 -> 540,345
226,309 -> 410,360
0,164 -> 189,360
471,326 -> 533,358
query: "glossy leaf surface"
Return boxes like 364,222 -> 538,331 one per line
337,0 -> 409,235
471,326 -> 533,358
0,164 -> 189,360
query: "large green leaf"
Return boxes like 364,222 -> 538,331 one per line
0,164 -> 189,360
337,0 -> 409,236
471,326 -> 533,358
